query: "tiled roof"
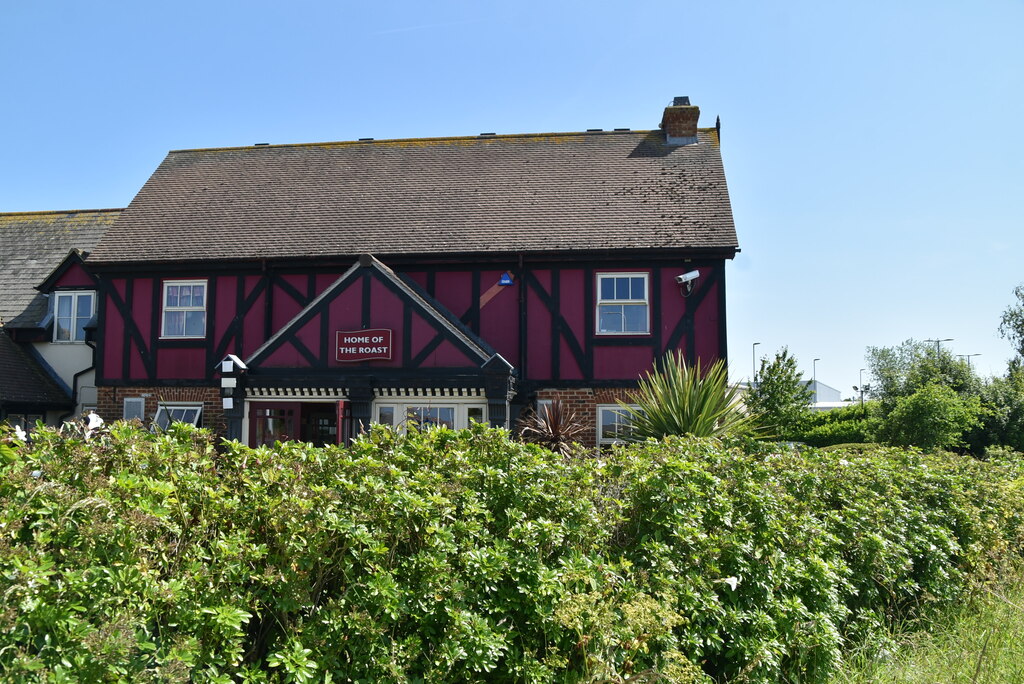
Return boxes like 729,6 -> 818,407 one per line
88,129 -> 737,264
0,330 -> 71,409
0,210 -> 120,328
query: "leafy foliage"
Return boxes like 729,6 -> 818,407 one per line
865,339 -> 980,408
3,421 -> 1024,682
517,399 -> 586,455
619,352 -> 761,440
793,402 -> 882,447
999,284 -> 1024,359
745,347 -> 813,438
878,383 -> 983,450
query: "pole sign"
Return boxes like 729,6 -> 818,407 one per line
336,329 -> 392,362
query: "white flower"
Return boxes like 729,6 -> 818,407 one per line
720,576 -> 740,591
87,412 -> 104,430
14,425 -> 28,442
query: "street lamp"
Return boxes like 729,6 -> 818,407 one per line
958,353 -> 981,369
752,342 -> 761,387
924,338 -> 953,354
858,368 -> 865,408
812,358 -> 821,406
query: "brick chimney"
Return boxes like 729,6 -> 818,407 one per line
661,96 -> 699,145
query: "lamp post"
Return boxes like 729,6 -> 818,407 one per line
812,358 -> 821,406
752,342 -> 761,387
858,368 -> 865,409
924,338 -> 953,355
958,353 -> 981,369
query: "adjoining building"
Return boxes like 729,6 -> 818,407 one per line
0,210 -> 120,425
8,97 -> 740,447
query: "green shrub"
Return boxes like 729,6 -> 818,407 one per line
2,421 -> 1023,682
879,383 -> 983,449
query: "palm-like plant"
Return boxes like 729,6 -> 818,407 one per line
518,399 -> 587,455
619,352 -> 761,440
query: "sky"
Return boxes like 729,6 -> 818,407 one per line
2,0 -> 1022,395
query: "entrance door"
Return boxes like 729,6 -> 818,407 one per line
250,403 -> 299,446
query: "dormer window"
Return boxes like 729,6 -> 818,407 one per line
53,291 -> 94,343
161,280 -> 207,338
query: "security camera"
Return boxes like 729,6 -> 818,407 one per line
675,270 -> 700,285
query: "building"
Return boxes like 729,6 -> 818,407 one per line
0,210 -> 119,425
13,97 -> 739,446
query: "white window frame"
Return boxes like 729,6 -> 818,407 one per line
123,397 -> 146,421
161,280 -> 207,339
52,290 -> 95,343
596,273 -> 649,335
153,403 -> 203,429
597,404 -> 639,445
373,401 -> 486,433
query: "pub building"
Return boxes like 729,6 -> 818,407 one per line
84,97 -> 738,447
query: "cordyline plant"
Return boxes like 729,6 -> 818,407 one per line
619,352 -> 762,440
518,399 -> 587,455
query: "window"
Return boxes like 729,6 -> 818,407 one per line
53,291 -> 94,342
123,397 -> 145,421
154,403 -> 203,429
161,280 -> 207,338
597,273 -> 649,334
374,402 -> 485,432
597,405 -> 638,445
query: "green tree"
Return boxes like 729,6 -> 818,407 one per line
998,284 -> 1024,358
865,339 -> 980,409
619,352 -> 761,440
745,347 -> 813,438
879,383 -> 982,450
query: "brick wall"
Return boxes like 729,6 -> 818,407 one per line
96,386 -> 225,435
534,386 -> 637,448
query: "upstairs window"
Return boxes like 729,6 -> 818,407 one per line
162,280 -> 207,338
597,273 -> 649,334
53,291 -> 94,343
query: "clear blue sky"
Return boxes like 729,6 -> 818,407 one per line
3,1 -> 1022,393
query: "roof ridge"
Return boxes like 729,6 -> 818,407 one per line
168,128 -> 700,154
0,208 -> 124,217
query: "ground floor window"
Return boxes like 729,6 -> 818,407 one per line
375,402 -> 486,432
597,404 -> 638,445
3,413 -> 44,431
154,403 -> 203,429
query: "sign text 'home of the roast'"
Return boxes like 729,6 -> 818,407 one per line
336,329 -> 392,362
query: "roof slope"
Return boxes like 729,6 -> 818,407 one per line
0,210 -> 120,328
0,330 -> 70,409
88,129 -> 737,264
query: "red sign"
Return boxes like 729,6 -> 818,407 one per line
336,329 -> 392,362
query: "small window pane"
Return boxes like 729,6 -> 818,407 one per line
192,286 -> 205,307
57,295 -> 72,317
631,277 -> 645,299
55,321 -> 71,341
78,293 -> 93,315
165,286 -> 179,307
601,278 -> 615,300
164,311 -> 184,337
179,286 -> 192,307
377,406 -> 394,426
624,305 -> 647,332
615,277 -> 630,299
184,311 -> 206,337
598,305 -> 622,333
468,407 -> 484,424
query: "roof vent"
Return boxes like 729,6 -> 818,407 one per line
479,132 -> 496,137
614,128 -> 630,132
587,128 -> 603,132
358,138 -> 374,141
254,142 -> 270,146
661,96 -> 699,146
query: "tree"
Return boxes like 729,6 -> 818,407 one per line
745,347 -> 813,438
999,284 -> 1024,358
619,352 -> 761,440
865,339 -> 980,409
878,383 -> 982,450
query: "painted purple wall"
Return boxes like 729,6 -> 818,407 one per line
97,258 -> 728,385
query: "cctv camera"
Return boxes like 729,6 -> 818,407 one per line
675,270 -> 700,285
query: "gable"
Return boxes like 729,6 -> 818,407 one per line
246,255 -> 506,374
